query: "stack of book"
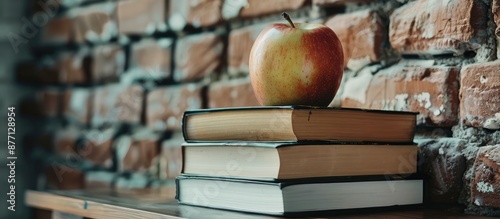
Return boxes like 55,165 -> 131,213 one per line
176,106 -> 423,216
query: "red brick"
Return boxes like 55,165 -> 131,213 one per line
92,84 -> 144,127
70,2 -> 118,43
40,63 -> 61,84
16,61 -> 40,83
494,0 -> 500,57
31,0 -> 95,13
460,61 -> 500,130
174,33 -> 223,82
78,128 -> 116,168
54,127 -> 80,156
42,17 -> 74,43
223,0 -> 309,19
147,84 -> 203,131
129,39 -> 172,80
61,88 -> 93,125
227,23 -> 267,75
115,130 -> 160,172
389,0 -> 487,55
313,0 -> 372,7
16,59 -> 68,84
494,0 -> 500,35
84,171 -> 115,189
208,78 -> 260,108
342,64 -> 460,127
57,51 -> 91,84
328,71 -> 350,107
53,135 -> 73,156
325,9 -> 385,71
471,145 -> 500,208
45,166 -> 85,190
418,138 -> 466,204
168,0 -> 223,31
20,89 -> 63,117
43,89 -> 64,116
160,132 -> 184,179
117,138 -> 158,172
41,90 -> 63,116
116,0 -> 166,34
92,44 -> 125,83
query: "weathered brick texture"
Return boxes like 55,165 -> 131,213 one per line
227,23 -> 267,75
418,138 -> 466,204
62,88 -> 92,125
168,0 -> 223,31
18,0 -> 500,214
92,44 -> 125,83
91,84 -> 144,127
342,64 -> 460,126
494,0 -> 500,27
390,0 -> 487,55
57,51 -> 90,84
129,38 -> 172,80
78,128 -> 116,168
54,127 -> 80,156
471,145 -> 500,208
313,0 -> 373,7
494,0 -> 500,57
20,89 -> 63,117
325,9 -> 385,71
208,78 -> 260,108
70,2 -> 118,43
115,131 -> 160,172
222,0 -> 309,20
118,139 -> 156,172
116,0 -> 166,34
42,17 -> 74,43
160,132 -> 184,179
16,60 -> 61,84
45,166 -> 85,190
147,84 -> 203,131
460,61 -> 500,130
174,33 -> 223,82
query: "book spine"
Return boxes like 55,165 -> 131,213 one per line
180,146 -> 186,174
175,177 -> 181,202
181,111 -> 189,141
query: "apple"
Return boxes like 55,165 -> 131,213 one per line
249,13 -> 344,106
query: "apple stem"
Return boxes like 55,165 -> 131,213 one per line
282,12 -> 295,28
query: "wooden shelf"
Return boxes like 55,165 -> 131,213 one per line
25,187 -> 495,219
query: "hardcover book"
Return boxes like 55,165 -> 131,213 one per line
176,175 -> 424,215
182,106 -> 417,143
182,141 -> 418,180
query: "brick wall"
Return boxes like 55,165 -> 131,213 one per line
17,0 -> 500,216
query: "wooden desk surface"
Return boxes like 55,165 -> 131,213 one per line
25,187 -> 495,219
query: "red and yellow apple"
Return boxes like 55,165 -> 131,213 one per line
249,13 -> 344,106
